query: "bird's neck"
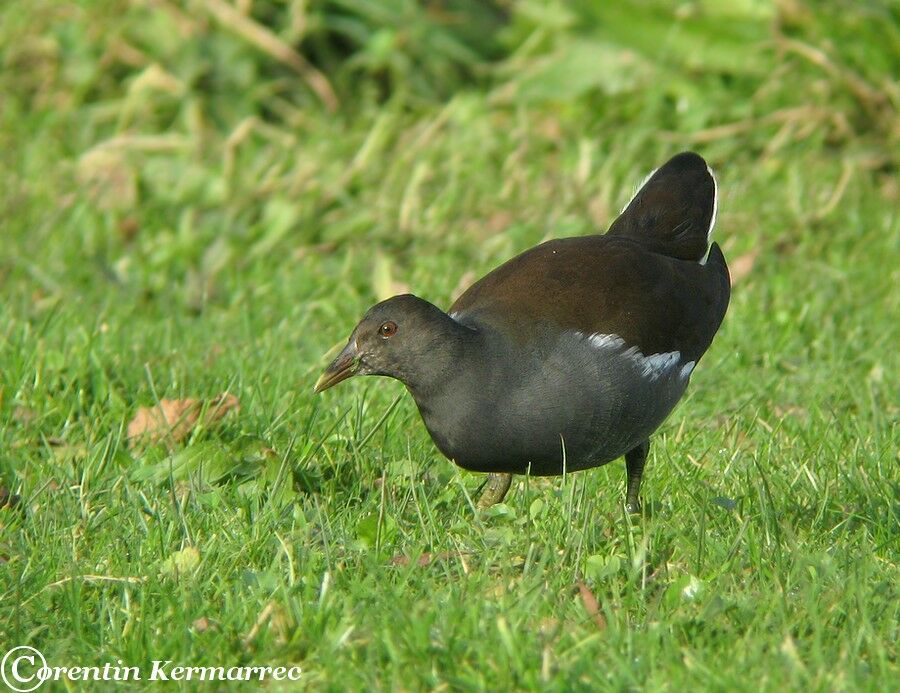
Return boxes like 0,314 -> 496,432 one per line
405,318 -> 508,466
403,315 -> 484,402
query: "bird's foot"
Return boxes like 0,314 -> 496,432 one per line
624,440 -> 648,516
476,473 -> 513,509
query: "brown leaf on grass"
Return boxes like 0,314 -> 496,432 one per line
242,600 -> 292,648
487,211 -> 513,232
205,343 -> 225,367
773,404 -> 808,419
391,551 -> 472,572
117,217 -> 139,242
12,405 -> 37,424
128,398 -> 201,445
730,249 -> 759,286
292,242 -> 337,260
76,148 -> 137,211
127,393 -> 239,448
880,175 -> 897,203
576,581 -> 607,630
390,551 -> 470,567
203,393 -> 240,424
192,617 -> 215,633
539,617 -> 560,639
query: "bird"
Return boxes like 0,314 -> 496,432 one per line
315,152 -> 730,512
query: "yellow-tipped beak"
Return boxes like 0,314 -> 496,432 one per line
314,342 -> 360,393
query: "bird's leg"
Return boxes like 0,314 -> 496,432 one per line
624,440 -> 649,513
476,472 -> 513,509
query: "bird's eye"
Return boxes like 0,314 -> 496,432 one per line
379,321 -> 398,338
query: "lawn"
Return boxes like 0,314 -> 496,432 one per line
1,0 -> 897,689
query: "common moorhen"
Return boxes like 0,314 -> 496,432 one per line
315,152 -> 730,511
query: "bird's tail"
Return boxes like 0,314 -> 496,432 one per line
606,152 -> 718,262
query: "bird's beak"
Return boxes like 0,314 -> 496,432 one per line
314,341 -> 361,393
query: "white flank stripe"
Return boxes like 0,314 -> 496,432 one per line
586,333 -> 626,350
583,332 -> 682,381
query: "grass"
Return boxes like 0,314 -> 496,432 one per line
1,0 -> 898,689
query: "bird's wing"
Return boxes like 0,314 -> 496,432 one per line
449,235 -> 730,362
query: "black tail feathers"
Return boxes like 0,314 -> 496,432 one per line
704,241 -> 731,326
606,152 -> 717,262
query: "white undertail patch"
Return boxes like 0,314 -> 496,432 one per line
699,164 -> 718,266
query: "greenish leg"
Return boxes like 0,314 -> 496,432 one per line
625,440 -> 649,514
476,472 -> 513,509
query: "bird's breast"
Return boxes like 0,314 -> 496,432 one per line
414,328 -> 695,475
